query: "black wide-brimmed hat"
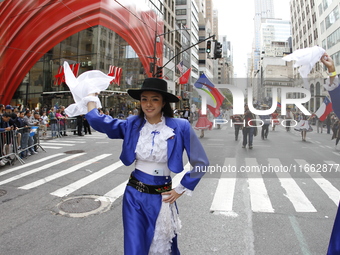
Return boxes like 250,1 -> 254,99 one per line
127,78 -> 179,103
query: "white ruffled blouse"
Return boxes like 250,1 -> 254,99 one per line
135,116 -> 174,163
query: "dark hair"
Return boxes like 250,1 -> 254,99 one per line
2,112 -> 11,117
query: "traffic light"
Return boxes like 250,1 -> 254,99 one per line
213,41 -> 222,59
206,40 -> 212,53
149,62 -> 155,74
156,66 -> 163,78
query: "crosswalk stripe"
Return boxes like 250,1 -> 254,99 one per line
40,146 -> 62,149
98,182 -> 127,203
246,158 -> 274,213
47,140 -> 86,143
268,158 -> 316,212
50,160 -> 124,197
0,153 -> 64,177
40,143 -> 74,146
0,153 -> 85,186
18,154 -> 112,190
210,158 -> 237,213
295,159 -> 340,206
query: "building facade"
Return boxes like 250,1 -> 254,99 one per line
290,0 -> 340,112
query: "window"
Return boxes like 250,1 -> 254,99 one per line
176,9 -> 186,15
327,27 -> 340,49
321,21 -> 325,34
325,6 -> 340,30
176,0 -> 186,5
318,3 -> 323,15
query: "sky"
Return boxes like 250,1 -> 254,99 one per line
213,0 -> 291,77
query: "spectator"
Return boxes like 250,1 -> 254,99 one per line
0,113 -> 14,165
117,111 -> 125,119
21,111 -> 31,158
48,108 -> 58,138
56,108 -> 66,137
59,106 -> 68,136
0,104 -> 4,115
40,111 -> 48,139
25,110 -> 39,155
83,116 -> 91,135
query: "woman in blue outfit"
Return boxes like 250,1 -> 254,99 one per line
85,78 -> 209,255
321,53 -> 340,255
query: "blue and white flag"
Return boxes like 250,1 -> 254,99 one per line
30,126 -> 39,137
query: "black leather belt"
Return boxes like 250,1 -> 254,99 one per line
127,174 -> 172,194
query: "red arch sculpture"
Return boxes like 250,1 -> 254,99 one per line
0,0 -> 163,104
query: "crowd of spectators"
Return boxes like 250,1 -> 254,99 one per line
0,104 -> 75,166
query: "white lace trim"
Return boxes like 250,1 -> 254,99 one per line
135,116 -> 175,162
149,195 -> 182,255
323,76 -> 339,91
174,183 -> 192,196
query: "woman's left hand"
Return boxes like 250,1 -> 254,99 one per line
162,189 -> 183,204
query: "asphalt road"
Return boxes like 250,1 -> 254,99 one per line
0,122 -> 339,255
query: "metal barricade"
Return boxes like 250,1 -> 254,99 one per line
0,126 -> 46,166
45,117 -> 77,138
0,129 -> 24,165
65,117 -> 77,133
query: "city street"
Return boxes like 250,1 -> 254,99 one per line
0,121 -> 339,255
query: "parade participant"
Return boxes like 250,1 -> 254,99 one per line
230,113 -> 243,141
320,53 -> 340,255
242,104 -> 256,149
331,117 -> 340,148
285,107 -> 294,131
181,106 -> 190,121
194,108 -> 213,138
294,113 -> 313,141
271,110 -> 280,131
63,67 -> 209,255
259,104 -> 270,139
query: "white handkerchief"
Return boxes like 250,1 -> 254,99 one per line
63,61 -> 113,116
282,46 -> 325,89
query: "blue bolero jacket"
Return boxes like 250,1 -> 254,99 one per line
86,109 -> 209,190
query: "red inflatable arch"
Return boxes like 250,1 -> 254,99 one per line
0,0 -> 163,104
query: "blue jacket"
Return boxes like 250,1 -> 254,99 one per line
86,109 -> 209,190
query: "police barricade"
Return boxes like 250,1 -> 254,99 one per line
0,128 -> 21,166
46,117 -> 77,138
0,126 -> 46,166
64,117 -> 77,134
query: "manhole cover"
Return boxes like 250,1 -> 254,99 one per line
0,189 -> 7,197
64,150 -> 85,154
55,195 -> 111,218
60,197 -> 101,213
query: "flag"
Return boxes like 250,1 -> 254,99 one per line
179,68 -> 191,85
277,98 -> 281,108
108,65 -> 122,86
194,73 -> 225,117
328,83 -> 340,119
176,61 -> 184,74
54,63 -> 80,85
327,203 -> 340,255
315,97 -> 333,121
29,126 -> 39,137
